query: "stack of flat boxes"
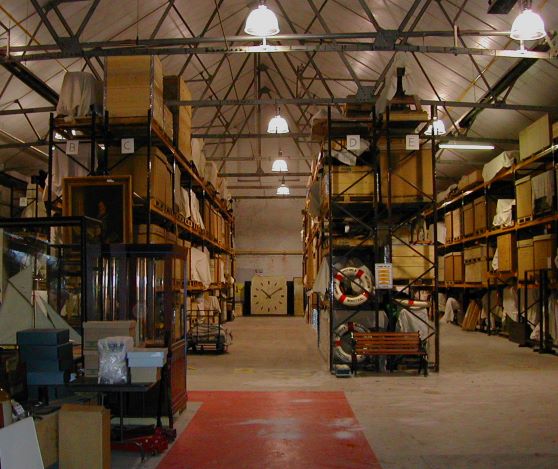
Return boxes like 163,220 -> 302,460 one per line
83,321 -> 136,378
17,329 -> 73,399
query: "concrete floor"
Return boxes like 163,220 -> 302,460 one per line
115,316 -> 558,469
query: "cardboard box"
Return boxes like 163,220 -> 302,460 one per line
16,329 -> 69,345
515,176 -> 532,220
19,343 -> 72,362
533,234 -> 556,271
497,233 -> 516,272
519,113 -> 551,160
467,169 -> 483,187
35,410 -> 58,468
130,367 -> 161,383
517,238 -> 534,282
59,404 -> 110,469
108,147 -> 172,209
392,244 -> 434,279
463,203 -> 474,237
381,148 -> 433,203
163,76 -> 192,159
473,196 -> 497,233
134,224 -> 167,244
325,165 -> 375,199
83,320 -> 136,350
452,207 -> 462,240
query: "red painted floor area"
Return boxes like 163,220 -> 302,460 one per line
157,391 -> 382,469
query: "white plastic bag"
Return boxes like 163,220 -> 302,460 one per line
98,336 -> 134,384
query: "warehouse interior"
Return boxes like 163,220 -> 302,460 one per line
0,1 -> 558,468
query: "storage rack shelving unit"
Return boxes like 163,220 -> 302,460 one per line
431,117 -> 557,348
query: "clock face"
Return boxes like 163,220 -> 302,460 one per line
251,275 -> 287,315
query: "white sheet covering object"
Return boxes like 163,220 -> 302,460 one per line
437,183 -> 457,203
502,287 -> 518,322
191,138 -> 204,173
189,190 -> 205,229
190,247 -> 212,287
444,297 -> 461,323
398,306 -> 431,340
492,199 -> 515,228
44,146 -> 90,199
56,71 -> 102,118
482,151 -> 518,183
531,169 -> 555,213
312,257 -> 330,295
204,162 -> 218,187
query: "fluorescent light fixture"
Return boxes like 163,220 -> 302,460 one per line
510,8 -> 545,41
267,110 -> 289,134
439,142 -> 495,150
272,159 -> 288,172
424,119 -> 446,136
244,4 -> 280,37
276,183 -> 290,195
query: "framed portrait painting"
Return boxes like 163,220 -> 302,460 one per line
63,176 -> 132,243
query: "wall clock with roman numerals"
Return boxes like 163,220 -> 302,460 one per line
250,275 -> 287,315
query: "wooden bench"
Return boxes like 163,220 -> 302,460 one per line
350,330 -> 428,376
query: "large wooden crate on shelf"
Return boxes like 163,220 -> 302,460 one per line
465,260 -> 489,283
438,256 -> 444,282
515,176 -> 532,220
533,234 -> 556,271
108,147 -> 172,209
463,203 -> 474,237
452,207 -> 462,240
473,196 -> 497,233
163,106 -> 174,140
105,56 -> 164,128
517,238 -> 534,282
163,76 -> 192,159
444,211 -> 453,242
453,251 -> 464,283
380,148 -> 433,203
391,244 -> 434,279
519,114 -> 551,160
531,169 -> 555,215
323,165 -> 375,200
444,253 -> 454,282
497,233 -> 516,272
135,224 -> 167,244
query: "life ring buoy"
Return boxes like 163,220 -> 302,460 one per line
333,266 -> 373,307
334,322 -> 369,363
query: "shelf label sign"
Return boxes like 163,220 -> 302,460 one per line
406,134 -> 420,150
121,138 -> 134,154
66,140 -> 79,155
375,263 -> 393,289
347,134 -> 360,151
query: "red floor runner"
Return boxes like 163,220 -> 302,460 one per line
157,391 -> 382,469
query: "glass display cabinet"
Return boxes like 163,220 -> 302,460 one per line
102,243 -> 188,414
0,217 -> 103,346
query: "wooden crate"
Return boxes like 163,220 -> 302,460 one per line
135,224 -> 167,244
108,147 -> 172,209
163,76 -> 192,159
519,114 -> 551,160
463,203 -> 474,237
517,238 -> 534,282
473,196 -> 497,233
533,234 -> 556,271
497,233 -> 516,272
325,165 -> 375,200
105,56 -> 164,128
381,148 -> 433,203
444,211 -> 453,242
452,207 -> 462,240
453,252 -> 464,283
467,169 -> 483,188
163,106 -> 173,141
515,176 -> 532,220
464,244 -> 493,263
391,244 -> 434,279
465,260 -> 488,284
444,254 -> 454,282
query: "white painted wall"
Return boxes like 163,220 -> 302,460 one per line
234,198 -> 304,282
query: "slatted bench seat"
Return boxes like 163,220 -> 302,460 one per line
350,330 -> 428,376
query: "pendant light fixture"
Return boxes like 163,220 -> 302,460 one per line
510,1 -> 545,41
244,2 -> 280,38
272,150 -> 288,172
267,107 -> 289,134
276,175 -> 290,195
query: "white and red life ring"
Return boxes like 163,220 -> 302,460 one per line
394,299 -> 430,310
334,322 -> 369,363
333,266 -> 373,307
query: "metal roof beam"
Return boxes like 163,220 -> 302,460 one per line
0,106 -> 55,116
